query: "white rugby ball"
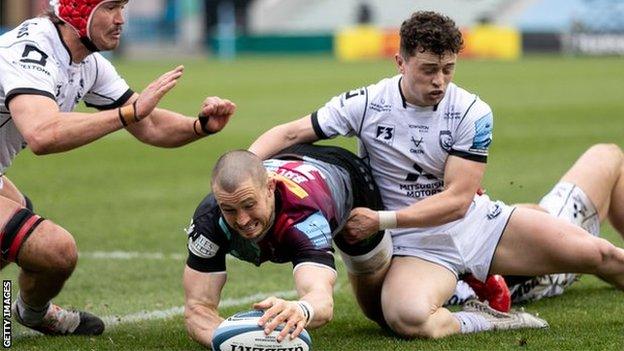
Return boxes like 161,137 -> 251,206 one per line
212,310 -> 312,351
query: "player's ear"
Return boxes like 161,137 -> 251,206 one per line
395,53 -> 405,74
266,176 -> 277,193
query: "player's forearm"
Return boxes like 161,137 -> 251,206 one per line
184,304 -> 223,348
26,110 -> 123,155
130,108 -> 203,148
249,125 -> 296,159
396,188 -> 474,228
249,118 -> 317,159
299,294 -> 333,329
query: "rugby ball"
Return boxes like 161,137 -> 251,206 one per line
212,310 -> 312,351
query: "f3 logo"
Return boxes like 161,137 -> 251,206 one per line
375,124 -> 395,145
20,45 -> 48,66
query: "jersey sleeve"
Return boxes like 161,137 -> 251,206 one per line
449,98 -> 493,163
83,53 -> 133,110
185,197 -> 229,273
310,87 -> 368,139
287,211 -> 335,270
0,41 -> 58,108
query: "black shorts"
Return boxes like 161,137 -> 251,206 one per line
274,143 -> 385,255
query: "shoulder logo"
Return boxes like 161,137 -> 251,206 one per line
188,234 -> 220,259
20,45 -> 48,67
375,124 -> 395,145
470,113 -> 493,154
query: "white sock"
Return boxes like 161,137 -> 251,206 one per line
444,280 -> 477,306
453,312 -> 493,333
16,294 -> 50,326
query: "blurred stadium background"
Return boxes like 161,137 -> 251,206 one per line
2,0 -> 624,59
1,1 -> 624,350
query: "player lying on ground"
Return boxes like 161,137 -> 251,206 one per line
249,11 -> 624,338
506,143 -> 624,302
183,144 -> 390,347
448,143 -> 624,308
0,0 -> 234,336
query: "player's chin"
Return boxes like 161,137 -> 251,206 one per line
98,39 -> 120,51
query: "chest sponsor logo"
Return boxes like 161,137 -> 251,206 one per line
409,125 -> 429,133
370,98 -> 392,112
439,130 -> 453,152
409,136 -> 424,154
375,124 -> 395,145
402,162 -> 443,198
400,181 -> 444,198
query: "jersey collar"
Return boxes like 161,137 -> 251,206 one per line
52,22 -> 73,65
397,76 -> 439,112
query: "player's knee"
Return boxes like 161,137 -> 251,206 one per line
26,223 -> 78,276
589,143 -> 623,168
383,300 -> 436,338
581,238 -> 617,273
47,227 -> 78,275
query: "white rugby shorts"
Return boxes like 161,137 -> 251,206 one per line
538,181 -> 599,236
509,182 -> 600,303
392,194 -> 514,282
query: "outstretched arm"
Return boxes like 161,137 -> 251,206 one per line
126,96 -> 236,147
248,115 -> 319,159
253,265 -> 336,342
9,66 -> 183,155
183,265 -> 227,348
345,155 -> 485,242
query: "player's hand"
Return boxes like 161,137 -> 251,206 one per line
344,207 -> 379,244
253,297 -> 307,342
135,65 -> 184,119
198,96 -> 236,134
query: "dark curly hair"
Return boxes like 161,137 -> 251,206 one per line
399,11 -> 463,58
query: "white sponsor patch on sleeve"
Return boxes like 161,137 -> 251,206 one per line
188,234 -> 219,259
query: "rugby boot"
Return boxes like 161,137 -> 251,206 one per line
463,274 -> 511,312
13,302 -> 105,336
462,299 -> 548,331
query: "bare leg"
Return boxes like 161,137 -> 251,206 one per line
381,257 -> 459,338
17,221 -> 78,307
347,261 -> 390,327
0,175 -> 26,206
492,207 -> 624,290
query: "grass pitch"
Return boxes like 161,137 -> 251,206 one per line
3,54 -> 624,350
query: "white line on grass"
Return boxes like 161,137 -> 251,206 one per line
14,289 -> 298,338
102,289 -> 299,327
79,251 -> 343,262
79,251 -> 186,260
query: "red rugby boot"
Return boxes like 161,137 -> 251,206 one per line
463,274 -> 511,313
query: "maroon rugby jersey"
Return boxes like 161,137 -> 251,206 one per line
186,159 -> 341,273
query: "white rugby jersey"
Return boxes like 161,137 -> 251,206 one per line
0,17 -> 133,173
312,75 -> 493,213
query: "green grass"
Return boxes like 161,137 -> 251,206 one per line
3,54 -> 624,350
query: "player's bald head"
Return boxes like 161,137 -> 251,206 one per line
211,150 -> 268,192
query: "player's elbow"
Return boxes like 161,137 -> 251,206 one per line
24,131 -> 54,155
448,195 -> 473,221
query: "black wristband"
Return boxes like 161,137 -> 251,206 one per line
198,114 -> 214,135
